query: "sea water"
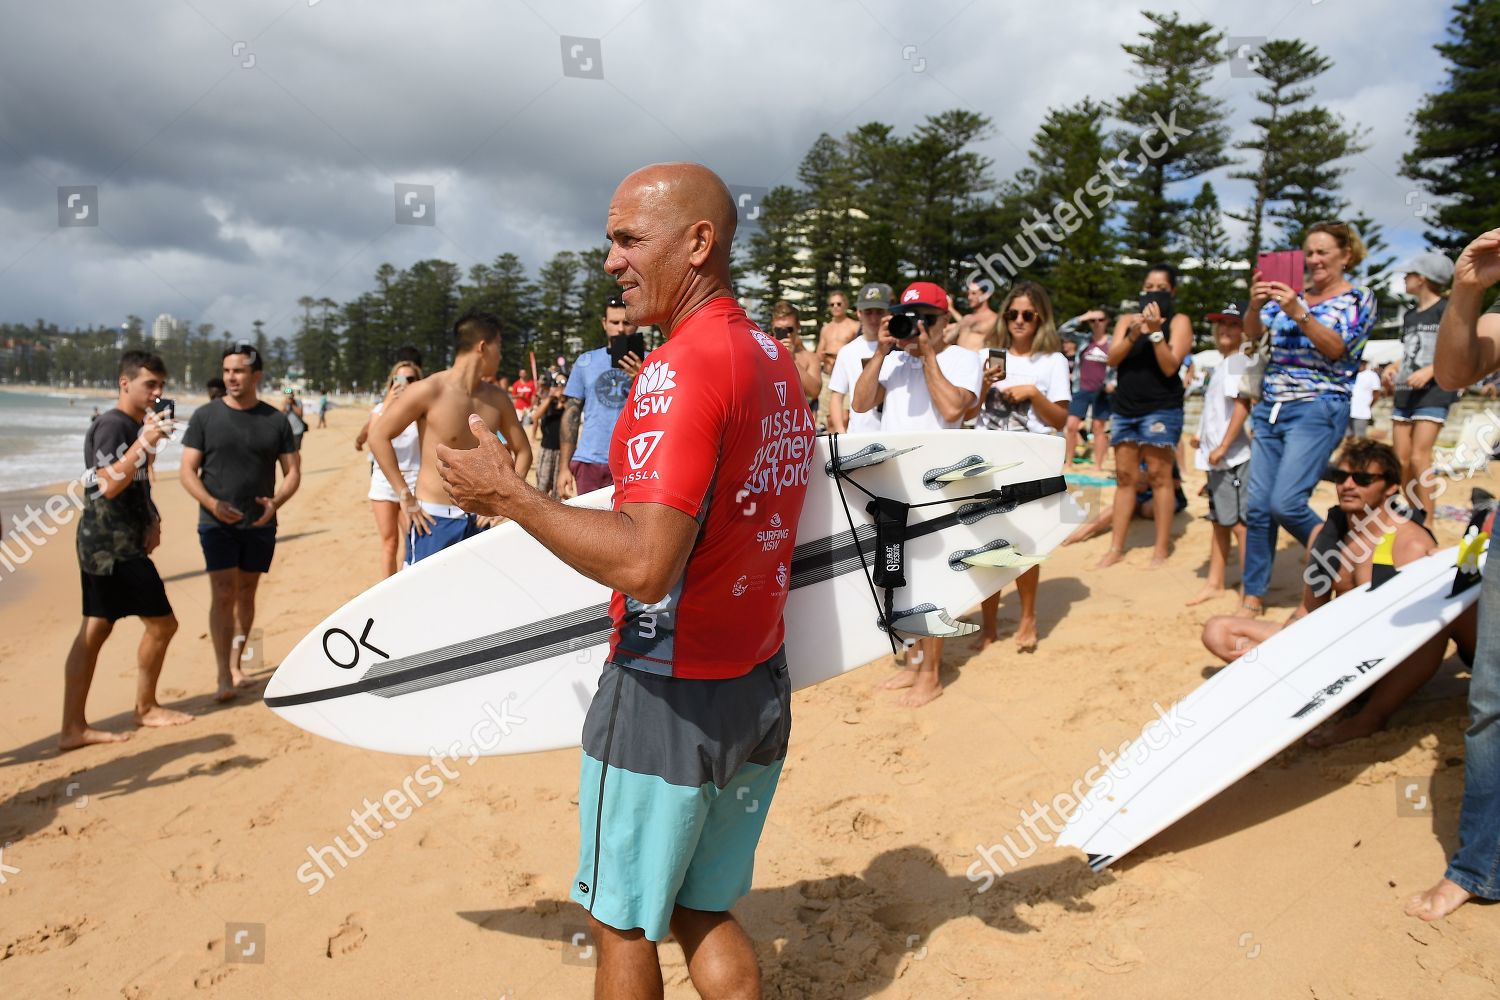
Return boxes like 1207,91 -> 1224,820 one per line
0,389 -> 192,493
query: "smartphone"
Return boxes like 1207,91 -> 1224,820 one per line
393,374 -> 412,387
609,332 -> 646,368
1139,290 -> 1176,324
1256,250 -> 1306,294
151,396 -> 175,420
986,348 -> 1006,381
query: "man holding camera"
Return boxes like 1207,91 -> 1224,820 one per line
852,282 -> 983,706
180,344 -> 302,701
557,297 -> 642,499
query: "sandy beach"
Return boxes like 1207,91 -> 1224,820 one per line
3,403 -> 1499,999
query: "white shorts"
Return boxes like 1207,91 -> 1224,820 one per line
369,468 -> 418,503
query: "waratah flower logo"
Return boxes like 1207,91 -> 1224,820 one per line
637,360 -> 677,396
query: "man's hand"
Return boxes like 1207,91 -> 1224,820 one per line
1208,444 -> 1228,467
1454,227 -> 1500,291
555,466 -> 577,500
874,314 -> 900,356
210,499 -> 245,525
401,492 -> 434,536
142,411 -> 173,449
619,352 -> 642,378
249,497 -> 277,527
436,414 -> 523,518
1188,434 -> 1202,450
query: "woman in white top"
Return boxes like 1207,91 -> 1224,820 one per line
355,361 -> 422,577
973,280 -> 1072,652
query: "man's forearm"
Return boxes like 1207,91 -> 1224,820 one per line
559,399 -> 581,467
178,462 -> 218,511
368,433 -> 411,499
1435,285 -> 1493,390
273,462 -> 301,508
851,355 -> 884,413
505,487 -> 680,601
921,357 -> 969,423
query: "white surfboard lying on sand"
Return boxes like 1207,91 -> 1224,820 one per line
265,431 -> 1081,756
1056,545 -> 1485,870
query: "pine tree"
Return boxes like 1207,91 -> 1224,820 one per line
743,185 -> 809,321
1175,182 -> 1240,338
1113,11 -> 1234,264
904,110 -> 994,288
1402,0 -> 1500,250
1228,39 -> 1366,262
845,122 -> 908,288
798,134 -> 859,316
535,251 -> 581,365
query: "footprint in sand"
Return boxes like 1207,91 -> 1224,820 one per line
327,912 -> 369,958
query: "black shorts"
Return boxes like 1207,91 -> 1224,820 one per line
198,522 -> 277,573
81,558 -> 173,622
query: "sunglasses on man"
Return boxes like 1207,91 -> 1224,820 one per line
1326,467 -> 1386,487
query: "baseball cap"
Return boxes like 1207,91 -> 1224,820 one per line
1399,250 -> 1455,287
898,281 -> 948,312
855,282 -> 893,311
1205,301 -> 1247,322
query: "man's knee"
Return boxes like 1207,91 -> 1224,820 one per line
145,615 -> 178,638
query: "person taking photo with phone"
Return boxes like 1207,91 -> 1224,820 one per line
557,296 -> 642,499
770,300 -> 823,408
971,280 -> 1071,653
1098,264 -> 1194,568
1237,220 -> 1376,617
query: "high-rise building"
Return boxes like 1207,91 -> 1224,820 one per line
151,313 -> 179,342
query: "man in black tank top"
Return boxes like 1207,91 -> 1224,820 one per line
1200,440 -> 1475,748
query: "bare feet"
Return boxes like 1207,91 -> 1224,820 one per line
1305,712 -> 1384,748
135,705 -> 194,728
1185,585 -> 1226,607
59,727 -> 131,752
970,629 -> 999,653
1014,616 -> 1038,653
1404,879 -> 1473,922
1234,599 -> 1264,619
1095,549 -> 1126,569
898,679 -> 944,708
216,685 -> 240,703
1149,550 -> 1170,568
877,670 -> 917,690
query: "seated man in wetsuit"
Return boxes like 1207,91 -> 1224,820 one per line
1201,439 -> 1477,747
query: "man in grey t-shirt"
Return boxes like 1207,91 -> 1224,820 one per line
180,344 -> 300,701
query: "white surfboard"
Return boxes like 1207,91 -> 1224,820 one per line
265,431 -> 1082,756
1056,545 -> 1484,870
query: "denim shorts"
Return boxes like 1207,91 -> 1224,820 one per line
1068,388 -> 1111,421
1391,403 -> 1450,424
1110,407 -> 1183,449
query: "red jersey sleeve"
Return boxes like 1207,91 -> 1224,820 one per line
611,352 -> 726,518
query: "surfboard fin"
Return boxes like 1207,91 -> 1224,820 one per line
1451,490 -> 1495,596
824,441 -> 921,476
886,604 -> 978,638
948,539 -> 1046,571
922,455 -> 1024,490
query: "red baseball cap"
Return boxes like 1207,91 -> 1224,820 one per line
898,281 -> 948,312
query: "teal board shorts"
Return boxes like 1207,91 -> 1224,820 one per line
571,648 -> 791,941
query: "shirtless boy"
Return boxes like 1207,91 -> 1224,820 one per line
949,281 -> 1001,351
1201,439 -> 1476,747
815,290 -> 860,375
369,310 -> 532,563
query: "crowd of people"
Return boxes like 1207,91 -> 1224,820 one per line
57,159 -> 1500,993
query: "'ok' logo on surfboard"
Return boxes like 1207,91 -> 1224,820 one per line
626,431 -> 665,470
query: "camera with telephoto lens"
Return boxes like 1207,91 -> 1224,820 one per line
887,304 -> 941,340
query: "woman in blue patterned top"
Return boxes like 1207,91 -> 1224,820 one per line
1238,220 -> 1377,616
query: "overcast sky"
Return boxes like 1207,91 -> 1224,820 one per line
0,0 -> 1458,339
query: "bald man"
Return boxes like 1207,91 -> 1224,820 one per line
438,162 -> 814,1000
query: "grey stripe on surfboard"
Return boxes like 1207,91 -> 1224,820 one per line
264,481 -> 1062,709
1069,555 -> 1455,869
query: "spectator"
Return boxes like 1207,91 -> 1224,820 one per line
511,367 -> 537,424
370,312 -> 531,564
205,377 -> 226,401
949,280 -> 1002,351
1061,308 -> 1113,466
828,283 -> 890,434
770,301 -> 822,407
1201,439 -> 1473,745
317,389 -> 330,429
533,375 -> 565,497
281,388 -> 307,449
558,297 -> 642,498
1349,360 -> 1383,439
355,360 -> 423,577
852,282 -> 982,706
1185,302 -> 1252,606
815,289 -> 860,375
1387,251 -> 1457,516
1063,459 -> 1187,546
1098,264 -> 1194,568
1408,224 -> 1500,922
973,280 -> 1071,653
1238,221 -> 1377,616
62,350 -> 189,750
179,344 -> 302,701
